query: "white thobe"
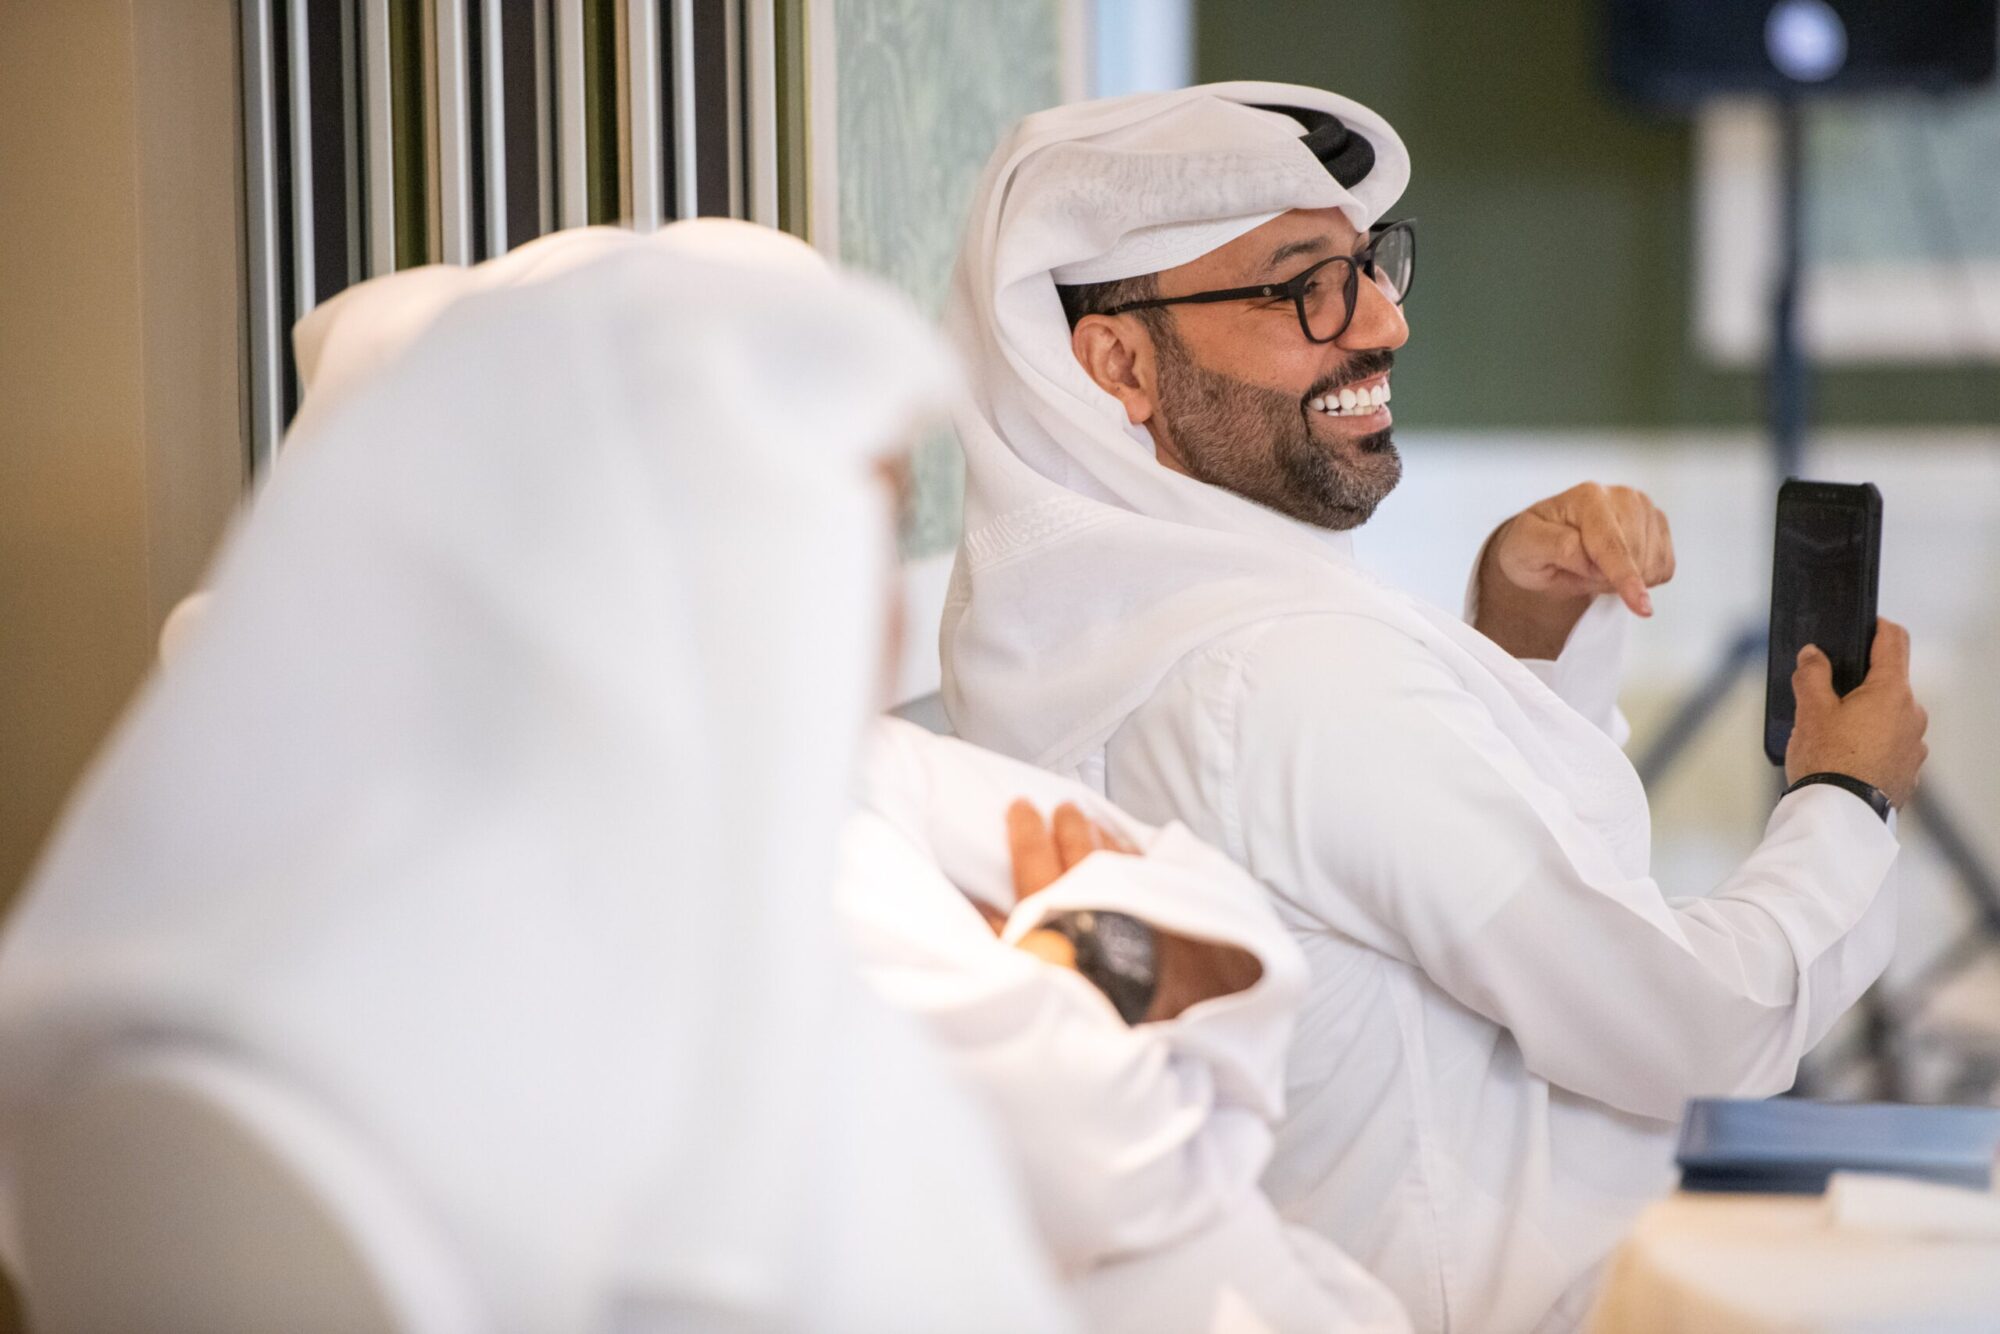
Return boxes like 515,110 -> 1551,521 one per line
1098,595 -> 1900,1334
837,718 -> 1413,1334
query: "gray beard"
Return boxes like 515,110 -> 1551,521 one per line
1151,333 -> 1402,532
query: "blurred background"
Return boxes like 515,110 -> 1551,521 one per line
2,0 -> 1996,1192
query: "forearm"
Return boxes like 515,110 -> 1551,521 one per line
1473,519 -> 1593,659
1439,785 -> 1898,1119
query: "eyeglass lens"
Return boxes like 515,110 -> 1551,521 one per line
1368,225 -> 1415,305
1301,225 -> 1414,341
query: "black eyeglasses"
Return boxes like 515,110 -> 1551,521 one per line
1102,218 -> 1416,345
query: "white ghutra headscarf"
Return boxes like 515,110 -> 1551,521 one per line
0,230 -> 1072,1332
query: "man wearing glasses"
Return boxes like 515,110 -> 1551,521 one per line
941,83 -> 1925,1333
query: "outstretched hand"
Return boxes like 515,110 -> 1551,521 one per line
1476,482 -> 1676,660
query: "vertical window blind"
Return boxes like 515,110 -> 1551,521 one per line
239,0 -> 812,470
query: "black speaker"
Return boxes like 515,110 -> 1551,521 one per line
1607,0 -> 1998,107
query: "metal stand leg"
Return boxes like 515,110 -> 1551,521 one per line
1635,101 -> 1808,796
1635,625 -> 1766,788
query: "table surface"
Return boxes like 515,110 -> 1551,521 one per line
1587,1191 -> 2000,1333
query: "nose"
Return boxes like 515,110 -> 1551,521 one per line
1338,270 -> 1410,353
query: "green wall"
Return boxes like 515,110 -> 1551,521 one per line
1196,0 -> 2000,430
836,0 -> 1061,555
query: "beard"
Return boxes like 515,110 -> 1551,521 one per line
1150,330 -> 1401,531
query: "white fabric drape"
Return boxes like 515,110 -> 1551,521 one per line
0,236 -> 1070,1332
839,718 -> 1411,1334
939,83 -> 1901,1334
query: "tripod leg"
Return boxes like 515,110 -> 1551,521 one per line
1635,625 -> 1767,788
1823,787 -> 2000,1103
1863,988 -> 1907,1103
1909,787 -> 2000,934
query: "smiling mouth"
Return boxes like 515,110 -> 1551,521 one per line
1305,374 -> 1391,419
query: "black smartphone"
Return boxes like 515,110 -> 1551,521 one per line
1764,480 -> 1883,766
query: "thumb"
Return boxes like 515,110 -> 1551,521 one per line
1792,644 -> 1836,717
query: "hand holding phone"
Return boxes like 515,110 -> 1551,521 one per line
1763,480 -> 1928,807
1765,481 -> 1882,765
1782,621 -> 1928,809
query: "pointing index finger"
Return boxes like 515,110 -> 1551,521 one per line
1576,504 -> 1651,616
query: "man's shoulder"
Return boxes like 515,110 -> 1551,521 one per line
1116,607 -> 1480,781
1159,608 -> 1457,698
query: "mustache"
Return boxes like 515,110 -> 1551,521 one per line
1304,351 -> 1396,403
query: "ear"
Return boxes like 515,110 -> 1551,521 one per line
1070,314 -> 1159,427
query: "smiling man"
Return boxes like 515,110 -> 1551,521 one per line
1061,206 -> 1408,533
941,83 -> 1927,1334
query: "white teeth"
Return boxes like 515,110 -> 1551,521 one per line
1312,381 -> 1392,416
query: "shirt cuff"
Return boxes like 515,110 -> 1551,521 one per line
1534,593 -> 1631,737
1746,783 -> 1902,963
1462,532 -> 1631,738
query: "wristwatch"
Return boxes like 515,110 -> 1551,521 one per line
1785,771 -> 1893,823
1045,910 -> 1159,1025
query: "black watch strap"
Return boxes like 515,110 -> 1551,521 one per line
1786,771 -> 1892,823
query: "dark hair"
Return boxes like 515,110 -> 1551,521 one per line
1054,272 -> 1159,330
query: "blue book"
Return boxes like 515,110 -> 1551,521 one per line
1677,1098 -> 2000,1194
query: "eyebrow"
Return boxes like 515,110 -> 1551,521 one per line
1257,235 -> 1333,277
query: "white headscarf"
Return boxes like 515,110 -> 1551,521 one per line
0,232 -> 1070,1331
291,219 -> 830,424
939,83 -> 1647,875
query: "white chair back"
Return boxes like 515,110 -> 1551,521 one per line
16,1048 -> 484,1334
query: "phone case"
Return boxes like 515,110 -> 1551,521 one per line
1764,480 -> 1882,766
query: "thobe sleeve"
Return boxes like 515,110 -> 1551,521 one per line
847,722 -> 1412,1330
1073,1192 -> 1412,1334
837,810 -> 1277,1271
1461,549 -> 1633,745
840,807 -> 1412,1332
1508,595 -> 1633,746
1134,614 -> 1899,1124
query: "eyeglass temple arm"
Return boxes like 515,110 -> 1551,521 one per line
1105,283 -> 1295,315
1100,223 -> 1412,317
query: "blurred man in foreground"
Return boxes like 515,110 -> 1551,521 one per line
0,232 -> 1067,1331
